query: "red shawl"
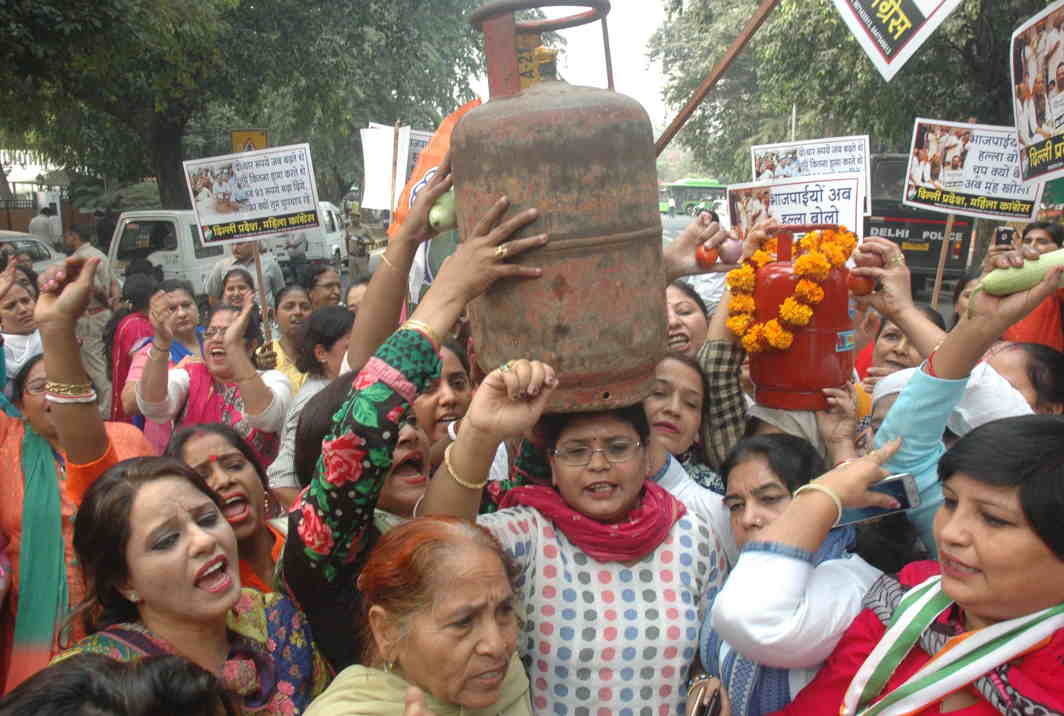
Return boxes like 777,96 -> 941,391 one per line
499,479 -> 686,563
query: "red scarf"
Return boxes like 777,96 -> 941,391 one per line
499,480 -> 686,563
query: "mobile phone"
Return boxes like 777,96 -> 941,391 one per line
995,227 -> 1016,247
837,473 -> 920,527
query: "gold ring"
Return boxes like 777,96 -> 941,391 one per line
889,254 -> 905,267
498,360 -> 513,373
495,245 -> 508,259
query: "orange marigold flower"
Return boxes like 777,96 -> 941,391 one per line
778,296 -> 813,327
750,250 -> 775,268
799,232 -> 821,252
793,252 -> 831,281
764,238 -> 779,254
763,319 -> 794,350
726,264 -> 757,292
794,279 -> 825,304
741,323 -> 766,353
726,313 -> 754,337
729,294 -> 756,314
821,243 -> 847,268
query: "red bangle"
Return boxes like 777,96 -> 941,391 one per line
925,350 -> 939,378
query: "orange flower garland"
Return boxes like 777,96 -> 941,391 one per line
726,227 -> 858,352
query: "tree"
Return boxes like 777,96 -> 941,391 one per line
649,0 -> 1050,182
0,0 -> 485,208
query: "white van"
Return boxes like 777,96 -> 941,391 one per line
107,202 -> 347,294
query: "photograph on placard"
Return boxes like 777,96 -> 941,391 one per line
1011,0 -> 1064,182
903,118 -> 1042,221
727,174 -> 864,238
751,135 -> 870,212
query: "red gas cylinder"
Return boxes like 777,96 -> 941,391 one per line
452,1 -> 665,412
748,233 -> 855,411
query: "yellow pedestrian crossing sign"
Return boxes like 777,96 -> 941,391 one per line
230,130 -> 268,153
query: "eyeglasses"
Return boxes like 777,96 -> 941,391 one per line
25,379 -> 47,395
553,439 -> 642,467
203,327 -> 228,339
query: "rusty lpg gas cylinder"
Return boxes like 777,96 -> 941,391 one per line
452,1 -> 664,412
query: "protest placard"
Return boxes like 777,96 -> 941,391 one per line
1011,1 -> 1064,183
727,174 -> 864,238
902,118 -> 1043,221
831,0 -> 963,82
184,143 -> 321,247
751,135 -> 870,212
360,124 -> 433,211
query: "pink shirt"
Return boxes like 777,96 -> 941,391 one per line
126,344 -> 175,453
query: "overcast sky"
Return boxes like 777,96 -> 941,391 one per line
472,0 -> 672,128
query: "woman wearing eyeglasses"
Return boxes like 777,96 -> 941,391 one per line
421,364 -> 731,716
136,300 -> 292,468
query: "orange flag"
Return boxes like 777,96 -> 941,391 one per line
387,99 -> 481,240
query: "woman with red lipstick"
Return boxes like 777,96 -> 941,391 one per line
644,352 -> 723,494
167,423 -> 286,593
0,260 -> 153,692
137,300 -> 292,468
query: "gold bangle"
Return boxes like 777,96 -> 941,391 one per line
400,319 -> 442,351
45,380 -> 94,397
444,443 -> 488,490
793,482 -> 844,527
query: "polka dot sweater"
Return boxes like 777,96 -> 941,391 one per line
477,506 -> 728,716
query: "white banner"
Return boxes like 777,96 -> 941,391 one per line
727,174 -> 864,238
903,118 -> 1042,221
183,143 -> 320,247
831,0 -> 963,82
360,124 -> 433,211
752,135 -> 870,213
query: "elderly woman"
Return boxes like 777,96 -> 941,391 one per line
302,266 -> 343,310
304,517 -> 531,715
421,359 -> 730,715
768,413 -> 1064,714
136,300 -> 291,467
166,423 -> 287,593
267,305 -> 354,502
0,258 -> 153,690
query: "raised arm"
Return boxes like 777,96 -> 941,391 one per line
662,212 -> 734,284
35,257 -> 109,465
849,237 -> 946,358
281,192 -> 547,669
711,441 -> 900,668
137,291 -> 182,415
220,300 -> 285,421
345,155 -> 455,372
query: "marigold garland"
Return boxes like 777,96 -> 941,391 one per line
725,227 -> 858,353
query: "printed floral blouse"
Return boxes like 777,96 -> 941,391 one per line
55,589 -> 331,715
280,327 -> 441,672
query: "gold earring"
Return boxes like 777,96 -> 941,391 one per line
126,591 -> 139,603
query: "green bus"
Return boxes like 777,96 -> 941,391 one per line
659,177 -> 728,216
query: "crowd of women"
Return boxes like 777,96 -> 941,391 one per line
0,156 -> 1062,716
